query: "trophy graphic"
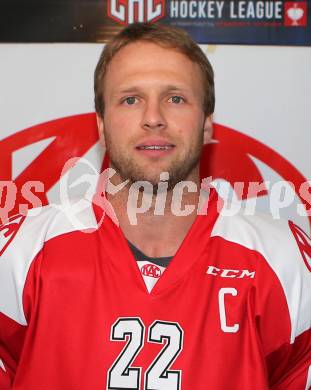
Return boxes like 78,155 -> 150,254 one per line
287,3 -> 304,26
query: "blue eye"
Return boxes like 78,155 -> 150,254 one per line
124,97 -> 137,105
169,96 -> 184,104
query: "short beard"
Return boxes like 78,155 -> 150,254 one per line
107,141 -> 203,195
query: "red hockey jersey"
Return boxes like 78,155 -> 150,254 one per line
0,192 -> 310,389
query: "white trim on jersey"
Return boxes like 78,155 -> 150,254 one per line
0,358 -> 6,372
0,200 -> 98,326
136,261 -> 166,293
211,209 -> 311,343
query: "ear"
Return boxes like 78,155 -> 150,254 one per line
203,114 -> 213,145
96,114 -> 106,149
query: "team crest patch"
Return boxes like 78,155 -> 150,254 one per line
289,221 -> 311,273
0,214 -> 26,257
141,263 -> 162,278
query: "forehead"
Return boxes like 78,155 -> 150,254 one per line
104,41 -> 203,93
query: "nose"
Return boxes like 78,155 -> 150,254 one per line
141,100 -> 167,131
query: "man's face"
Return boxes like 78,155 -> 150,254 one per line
97,41 -> 212,190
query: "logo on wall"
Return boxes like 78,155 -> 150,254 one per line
106,0 -> 310,44
0,114 -> 98,219
284,2 -> 307,26
107,0 -> 166,25
106,0 -> 309,28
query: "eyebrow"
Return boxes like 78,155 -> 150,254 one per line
114,85 -> 188,96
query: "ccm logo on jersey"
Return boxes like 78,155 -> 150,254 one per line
206,265 -> 256,279
0,214 -> 26,257
141,263 -> 162,278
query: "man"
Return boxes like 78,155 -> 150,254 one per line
0,23 -> 310,389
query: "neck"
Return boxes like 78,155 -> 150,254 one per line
104,168 -> 208,258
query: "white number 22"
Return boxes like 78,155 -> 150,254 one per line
107,318 -> 184,390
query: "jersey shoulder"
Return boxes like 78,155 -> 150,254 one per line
211,205 -> 310,271
0,200 -> 98,325
211,205 -> 311,341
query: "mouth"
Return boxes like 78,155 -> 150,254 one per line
135,141 -> 175,157
136,145 -> 174,151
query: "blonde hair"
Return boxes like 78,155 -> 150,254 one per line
94,22 -> 215,117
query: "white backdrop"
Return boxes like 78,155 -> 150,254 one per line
0,44 -> 310,232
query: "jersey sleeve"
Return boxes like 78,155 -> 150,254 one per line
266,332 -> 310,390
0,202 -> 98,388
0,214 -> 30,389
0,312 -> 28,389
0,209 -> 54,388
0,366 -> 11,390
255,219 -> 311,390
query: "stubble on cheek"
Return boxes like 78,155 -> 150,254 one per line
104,128 -> 204,193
